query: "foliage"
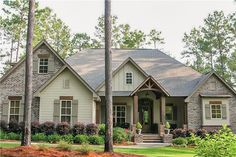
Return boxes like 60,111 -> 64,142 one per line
7,132 -> 21,140
195,125 -> 236,157
56,141 -> 72,151
31,133 -> 47,142
182,11 -> 236,85
195,128 -> 207,138
113,127 -> 128,144
74,135 -> 89,144
61,134 -> 74,144
0,120 -> 8,132
40,121 -> 55,135
56,122 -> 70,135
77,142 -> 91,155
46,134 -> 61,143
172,137 -> 188,147
165,122 -> 170,129
86,123 -> 98,135
31,121 -> 40,134
0,130 -> 8,139
148,29 -> 164,49
98,124 -> 105,136
136,122 -> 142,130
171,128 -> 196,138
88,135 -> 104,145
8,121 -> 21,133
72,122 -> 85,135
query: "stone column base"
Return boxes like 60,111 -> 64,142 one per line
162,134 -> 173,143
134,134 -> 143,143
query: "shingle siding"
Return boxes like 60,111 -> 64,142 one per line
187,75 -> 236,133
0,44 -> 64,122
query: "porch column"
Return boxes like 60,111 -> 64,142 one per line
133,94 -> 138,124
160,96 -> 166,124
183,103 -> 188,129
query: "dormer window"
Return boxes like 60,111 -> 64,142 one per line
126,72 -> 133,84
39,58 -> 48,74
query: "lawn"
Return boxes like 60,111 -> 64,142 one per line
0,142 -> 195,157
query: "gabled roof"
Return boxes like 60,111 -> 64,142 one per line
66,49 -> 203,96
130,76 -> 170,96
185,71 -> 236,102
0,40 -> 65,82
95,57 -> 148,91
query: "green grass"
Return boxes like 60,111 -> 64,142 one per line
0,142 -> 194,157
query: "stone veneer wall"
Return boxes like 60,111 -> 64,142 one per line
187,75 -> 236,133
0,44 -> 64,121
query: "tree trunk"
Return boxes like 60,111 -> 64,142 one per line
104,0 -> 113,152
21,0 -> 35,146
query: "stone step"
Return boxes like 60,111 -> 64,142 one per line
143,139 -> 163,143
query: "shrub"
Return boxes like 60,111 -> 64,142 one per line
40,121 -> 55,135
136,122 -> 142,130
0,130 -> 7,139
113,127 -> 128,144
195,128 -> 207,138
165,122 -> 170,129
186,129 -> 195,137
61,134 -> 74,143
72,122 -> 85,135
8,121 -> 20,133
74,135 -> 89,144
88,135 -> 104,145
98,124 -> 105,136
7,132 -> 21,140
0,120 -> 8,132
171,128 -> 186,138
77,143 -> 91,155
47,134 -> 61,143
195,125 -> 236,157
56,141 -> 72,151
32,133 -> 47,142
86,123 -> 98,135
31,121 -> 40,134
172,137 -> 188,147
56,122 -> 70,135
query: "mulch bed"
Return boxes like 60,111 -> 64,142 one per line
0,146 -> 144,157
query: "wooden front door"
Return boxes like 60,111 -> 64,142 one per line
138,98 -> 153,133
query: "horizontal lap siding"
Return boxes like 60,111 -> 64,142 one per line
39,69 -> 93,124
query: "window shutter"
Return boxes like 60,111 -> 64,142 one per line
53,99 -> 60,123
72,100 -> 78,125
126,105 -> 130,123
19,102 -> 24,122
222,104 -> 227,120
33,59 -> 38,73
48,58 -> 55,73
173,105 -> 177,121
2,102 -> 9,122
205,104 -> 211,120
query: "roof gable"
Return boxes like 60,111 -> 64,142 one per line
185,71 -> 236,102
0,40 -> 65,82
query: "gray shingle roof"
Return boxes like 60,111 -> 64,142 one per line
66,49 -> 203,96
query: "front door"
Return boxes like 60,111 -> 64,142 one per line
138,98 -> 153,133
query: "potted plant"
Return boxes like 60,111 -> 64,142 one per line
136,122 -> 142,134
164,121 -> 171,134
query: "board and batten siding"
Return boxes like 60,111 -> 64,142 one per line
38,68 -> 94,124
99,62 -> 146,91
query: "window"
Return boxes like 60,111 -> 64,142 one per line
126,72 -> 132,84
9,100 -> 20,122
63,79 -> 70,89
61,100 -> 72,124
39,58 -> 48,74
165,104 -> 177,121
211,104 -> 222,119
113,105 -> 126,125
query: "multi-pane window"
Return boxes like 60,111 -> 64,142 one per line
39,58 -> 48,74
9,100 -> 20,122
211,104 -> 222,119
166,105 -> 174,121
61,100 -> 72,124
113,105 -> 126,125
126,72 -> 132,84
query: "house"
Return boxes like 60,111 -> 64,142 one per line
1,40 -> 236,137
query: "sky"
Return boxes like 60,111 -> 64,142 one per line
0,0 -> 235,71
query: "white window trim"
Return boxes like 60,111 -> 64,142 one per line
210,104 -> 222,120
113,105 -> 126,124
60,100 -> 72,124
125,72 -> 133,85
8,100 -> 20,123
38,58 -> 49,74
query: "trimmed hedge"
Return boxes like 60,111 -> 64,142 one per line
72,122 -> 85,135
74,135 -> 89,144
88,135 -> 104,145
86,123 -> 98,135
56,122 -> 70,135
